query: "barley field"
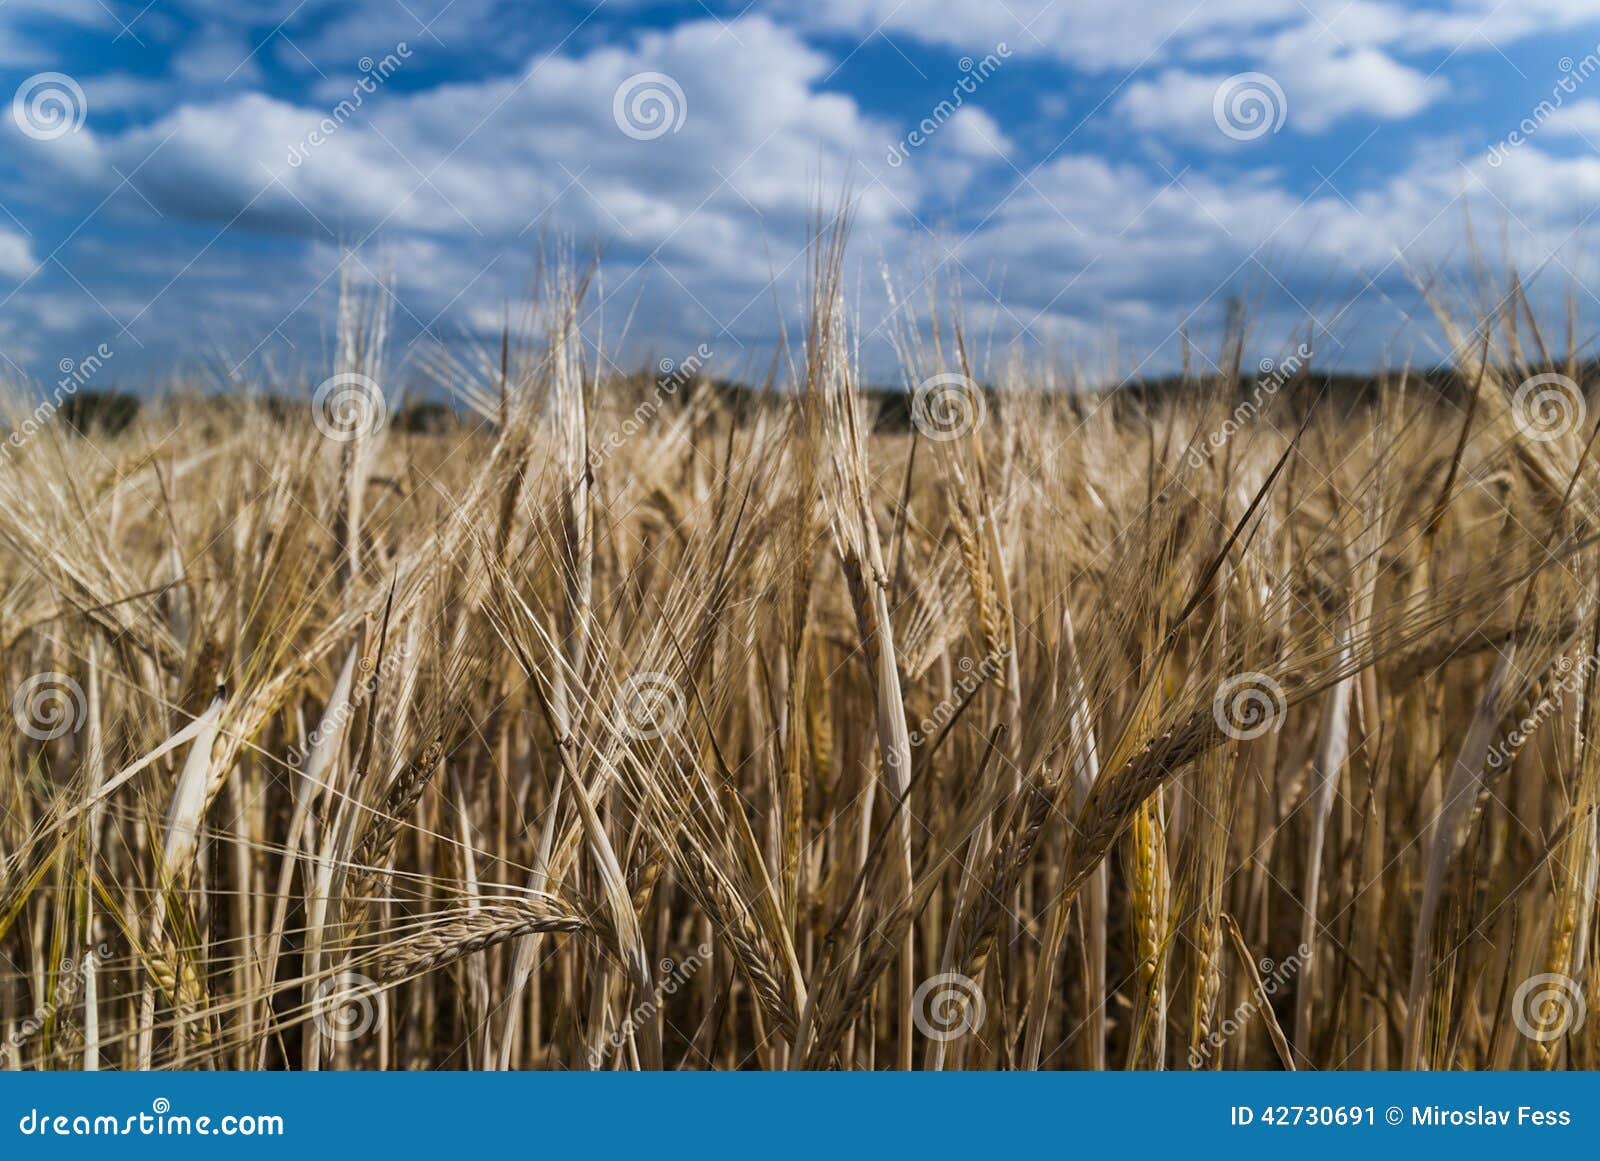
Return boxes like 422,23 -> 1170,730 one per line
2,243 -> 1596,1071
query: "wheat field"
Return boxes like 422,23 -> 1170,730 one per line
1,239 -> 1597,1071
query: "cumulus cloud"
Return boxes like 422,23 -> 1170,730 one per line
0,36 -> 45,69
0,228 -> 36,280
275,0 -> 531,74
797,0 -> 1599,70
80,72 -> 180,114
937,140 -> 1600,372
937,107 -> 1015,158
797,0 -> 1303,70
1281,44 -> 1443,130
47,17 -> 922,248
1545,98 -> 1600,139
1117,43 -> 1442,144
0,0 -> 120,66
1117,72 -> 1243,142
172,25 -> 264,85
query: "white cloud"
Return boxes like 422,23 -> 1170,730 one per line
1545,98 -> 1600,138
1117,71 -> 1239,142
81,72 -> 179,114
797,0 -> 1599,70
797,0 -> 1303,70
0,0 -> 117,31
276,0 -> 520,73
61,16 -> 924,248
934,140 -> 1600,373
173,25 -> 264,85
939,107 -> 1015,158
1117,42 -> 1443,144
0,227 -> 36,280
1344,0 -> 1600,56
1285,45 -> 1443,130
0,36 -> 45,68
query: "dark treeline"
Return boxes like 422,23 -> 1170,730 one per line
32,360 -> 1596,440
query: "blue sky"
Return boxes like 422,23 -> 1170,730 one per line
2,1 -> 1600,391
